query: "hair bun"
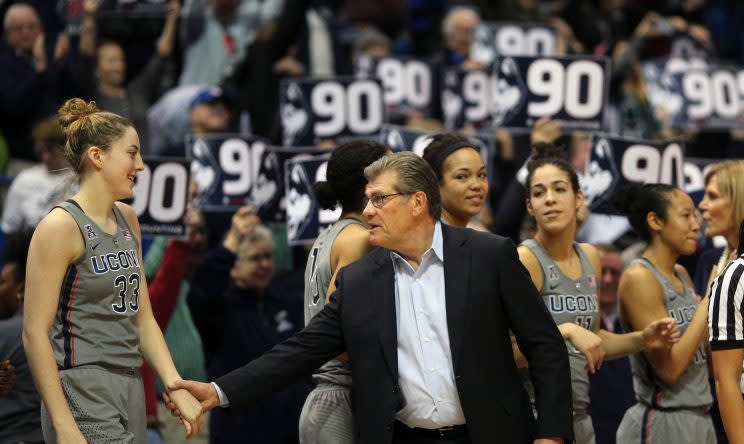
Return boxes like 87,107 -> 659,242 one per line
312,181 -> 339,210
58,98 -> 99,131
611,183 -> 643,214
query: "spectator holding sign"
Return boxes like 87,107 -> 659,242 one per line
422,133 -> 489,230
23,98 -> 203,443
78,0 -> 181,151
186,207 -> 308,444
300,140 -> 388,444
515,143 -> 681,444
612,183 -> 714,444
0,3 -> 78,165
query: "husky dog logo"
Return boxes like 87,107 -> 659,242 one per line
491,57 -> 526,127
643,61 -> 684,125
190,137 -> 220,207
582,137 -> 619,209
281,81 -> 310,146
411,134 -> 434,157
286,162 -> 315,241
384,127 -> 406,152
471,25 -> 496,66
251,150 -> 279,211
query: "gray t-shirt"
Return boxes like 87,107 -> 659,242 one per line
0,310 -> 43,443
303,218 -> 362,387
620,258 -> 712,410
519,239 -> 599,415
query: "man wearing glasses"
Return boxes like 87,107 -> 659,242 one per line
170,152 -> 573,444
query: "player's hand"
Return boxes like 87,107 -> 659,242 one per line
0,360 -> 16,395
167,386 -> 205,437
643,317 -> 681,351
167,380 -> 221,413
566,324 -> 605,374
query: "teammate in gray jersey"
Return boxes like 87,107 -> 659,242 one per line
23,99 -> 203,444
300,140 -> 388,444
613,183 -> 714,444
515,144 -> 680,444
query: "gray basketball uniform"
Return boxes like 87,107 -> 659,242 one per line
300,218 -> 360,444
616,258 -> 715,444
520,239 -> 599,444
41,200 -> 146,444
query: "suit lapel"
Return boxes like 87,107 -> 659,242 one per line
373,250 -> 398,379
443,225 -> 470,374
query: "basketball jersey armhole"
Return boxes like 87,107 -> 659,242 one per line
55,200 -> 88,264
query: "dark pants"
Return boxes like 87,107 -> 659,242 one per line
393,437 -> 471,444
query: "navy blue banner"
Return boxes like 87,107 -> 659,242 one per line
471,22 -> 556,66
187,134 -> 269,211
355,55 -> 434,117
129,157 -> 190,236
284,155 -> 338,245
644,60 -> 744,130
280,77 -> 385,146
442,55 -> 608,131
584,135 -> 686,214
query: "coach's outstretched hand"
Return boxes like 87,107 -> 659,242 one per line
166,380 -> 221,421
167,384 -> 206,437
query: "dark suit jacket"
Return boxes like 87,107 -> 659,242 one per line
216,224 -> 573,444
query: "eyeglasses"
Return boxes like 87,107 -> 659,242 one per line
363,193 -> 409,209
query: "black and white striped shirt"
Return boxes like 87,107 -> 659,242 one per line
709,255 -> 744,349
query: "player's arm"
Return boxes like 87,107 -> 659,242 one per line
619,263 -> 708,386
324,224 -> 369,303
580,244 -> 679,360
117,203 -> 203,436
23,209 -> 88,443
513,246 -> 604,372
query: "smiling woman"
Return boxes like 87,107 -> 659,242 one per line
22,98 -> 204,444
422,133 -> 488,228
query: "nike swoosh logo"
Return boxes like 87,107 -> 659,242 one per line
549,283 -> 560,290
91,241 -> 102,250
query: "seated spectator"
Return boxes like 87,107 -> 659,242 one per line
179,0 -> 285,86
77,0 -> 180,152
0,231 -> 42,444
0,3 -> 78,166
187,208 -> 309,444
1,116 -> 75,235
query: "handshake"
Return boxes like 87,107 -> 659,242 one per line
164,380 -> 223,436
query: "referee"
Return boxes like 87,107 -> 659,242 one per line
709,219 -> 744,444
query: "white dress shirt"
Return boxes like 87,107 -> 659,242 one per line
392,222 -> 465,428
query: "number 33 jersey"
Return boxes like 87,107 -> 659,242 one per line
51,200 -> 143,370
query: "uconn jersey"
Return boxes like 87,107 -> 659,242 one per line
303,218 -> 362,387
51,200 -> 142,370
519,239 -> 599,415
620,259 -> 711,410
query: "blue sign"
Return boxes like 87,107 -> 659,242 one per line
284,155 -> 339,245
280,77 -> 385,146
355,55 -> 434,117
584,135 -> 686,214
129,157 -> 190,236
